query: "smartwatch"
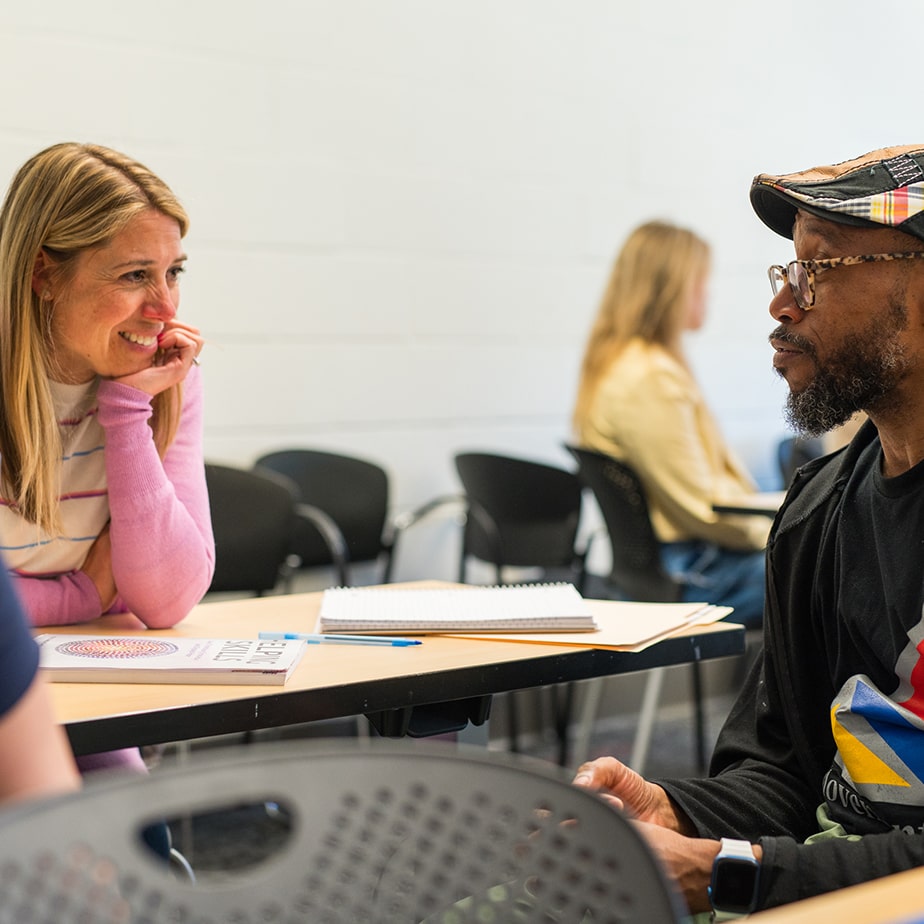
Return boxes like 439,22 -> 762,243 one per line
708,837 -> 760,921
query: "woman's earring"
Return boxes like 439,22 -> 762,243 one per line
41,290 -> 51,300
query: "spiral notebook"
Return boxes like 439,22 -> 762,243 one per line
318,583 -> 597,634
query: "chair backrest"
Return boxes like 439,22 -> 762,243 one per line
255,449 -> 389,568
777,435 -> 825,486
204,462 -> 297,595
565,445 -> 682,603
454,452 -> 584,584
0,739 -> 685,923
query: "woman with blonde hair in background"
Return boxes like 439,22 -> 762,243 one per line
572,220 -> 767,628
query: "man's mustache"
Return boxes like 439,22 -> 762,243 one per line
770,325 -> 815,356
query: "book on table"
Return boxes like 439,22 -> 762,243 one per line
35,635 -> 308,685
318,582 -> 598,634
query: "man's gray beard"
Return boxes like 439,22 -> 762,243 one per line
777,297 -> 910,437
783,362 -> 895,436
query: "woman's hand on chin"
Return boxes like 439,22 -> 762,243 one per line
113,320 -> 203,396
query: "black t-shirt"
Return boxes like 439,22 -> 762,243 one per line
660,422 -> 924,909
821,436 -> 924,833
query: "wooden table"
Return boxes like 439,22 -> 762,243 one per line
46,589 -> 744,757
753,865 -> 924,922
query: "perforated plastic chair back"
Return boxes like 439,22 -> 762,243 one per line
566,446 -> 681,603
255,449 -> 389,568
454,452 -> 584,582
0,739 -> 685,923
204,462 -> 298,595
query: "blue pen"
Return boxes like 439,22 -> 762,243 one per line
258,631 -> 422,648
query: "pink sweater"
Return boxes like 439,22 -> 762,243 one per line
9,368 -> 215,628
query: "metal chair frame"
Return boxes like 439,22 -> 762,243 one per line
565,445 -> 711,774
454,451 -> 591,765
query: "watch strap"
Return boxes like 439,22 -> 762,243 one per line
712,908 -> 748,922
717,838 -> 756,861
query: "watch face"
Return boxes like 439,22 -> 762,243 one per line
712,858 -> 759,913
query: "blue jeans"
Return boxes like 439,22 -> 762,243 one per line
660,541 -> 765,630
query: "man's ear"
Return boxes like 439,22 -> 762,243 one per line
31,248 -> 52,299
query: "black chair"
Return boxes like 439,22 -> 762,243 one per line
255,448 -> 459,587
777,435 -> 825,486
204,462 -> 301,596
454,451 -> 587,588
454,451 -> 589,764
0,739 -> 686,923
565,445 -> 711,774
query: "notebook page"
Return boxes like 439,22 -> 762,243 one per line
318,583 -> 597,633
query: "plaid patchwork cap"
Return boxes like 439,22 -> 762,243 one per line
750,144 -> 924,243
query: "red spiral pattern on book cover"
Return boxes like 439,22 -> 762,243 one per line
54,638 -> 180,659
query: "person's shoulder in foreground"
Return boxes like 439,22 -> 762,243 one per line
0,563 -> 79,804
573,143 -> 924,919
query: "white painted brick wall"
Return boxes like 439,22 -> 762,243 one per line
0,0 -> 916,581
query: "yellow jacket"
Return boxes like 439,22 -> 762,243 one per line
576,339 -> 769,551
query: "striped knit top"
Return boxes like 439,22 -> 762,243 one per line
1,379 -> 109,576
1,368 -> 215,628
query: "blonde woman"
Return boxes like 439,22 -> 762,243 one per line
572,220 -> 767,627
0,142 -> 215,779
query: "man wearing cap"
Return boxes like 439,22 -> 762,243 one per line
573,145 -> 924,919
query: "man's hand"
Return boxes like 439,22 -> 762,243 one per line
573,757 -> 764,914
81,523 -> 117,613
573,757 -> 719,913
572,756 -> 684,829
633,821 -> 721,913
